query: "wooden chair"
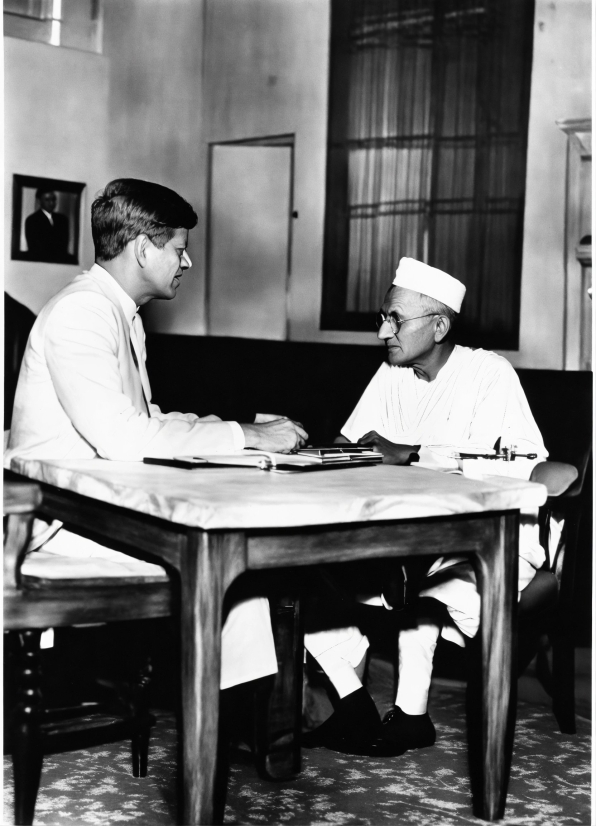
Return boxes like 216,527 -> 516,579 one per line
3,476 -> 173,825
517,454 -> 591,734
437,457 -> 589,735
437,458 -> 588,735
511,369 -> 593,734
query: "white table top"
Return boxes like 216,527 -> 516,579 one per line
10,457 -> 547,531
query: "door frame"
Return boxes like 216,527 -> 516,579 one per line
205,134 -> 296,339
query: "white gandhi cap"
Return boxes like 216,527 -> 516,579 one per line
392,257 -> 466,313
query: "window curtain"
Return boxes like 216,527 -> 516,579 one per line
323,0 -> 535,350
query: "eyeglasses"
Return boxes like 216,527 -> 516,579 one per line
375,311 -> 438,336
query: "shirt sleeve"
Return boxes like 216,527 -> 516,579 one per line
340,366 -> 386,442
44,294 -> 239,460
227,420 -> 246,450
148,405 -> 245,448
148,403 -> 201,423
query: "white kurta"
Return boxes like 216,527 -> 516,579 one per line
341,345 -> 546,470
6,266 -> 277,689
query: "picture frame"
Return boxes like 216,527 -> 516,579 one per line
11,174 -> 86,265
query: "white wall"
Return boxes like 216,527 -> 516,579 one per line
101,0 -> 206,335
497,0 -> 592,369
4,37 -> 109,313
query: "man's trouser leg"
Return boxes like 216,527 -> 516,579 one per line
396,561 -> 481,714
304,627 -> 369,698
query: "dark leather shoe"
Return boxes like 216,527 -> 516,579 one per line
302,686 -> 382,752
332,706 -> 437,758
301,711 -> 342,748
380,705 -> 436,754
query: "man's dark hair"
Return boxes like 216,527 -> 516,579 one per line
91,178 -> 198,261
36,186 -> 56,199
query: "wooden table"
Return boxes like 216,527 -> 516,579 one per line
9,457 -> 546,823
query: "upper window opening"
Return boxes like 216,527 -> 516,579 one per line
4,0 -> 103,53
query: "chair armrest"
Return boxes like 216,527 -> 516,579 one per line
532,462 -> 581,561
530,461 -> 578,498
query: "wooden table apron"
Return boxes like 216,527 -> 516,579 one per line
33,481 -> 519,825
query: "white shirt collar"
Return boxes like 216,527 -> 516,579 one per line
88,263 -> 139,326
41,209 -> 54,224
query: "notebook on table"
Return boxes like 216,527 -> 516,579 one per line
143,445 -> 383,473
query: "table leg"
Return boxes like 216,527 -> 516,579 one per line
178,530 -> 246,825
473,512 -> 519,821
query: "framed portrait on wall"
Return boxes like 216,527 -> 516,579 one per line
11,175 -> 86,264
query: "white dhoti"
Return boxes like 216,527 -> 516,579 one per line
24,525 -> 278,690
418,508 -> 545,641
304,626 -> 370,698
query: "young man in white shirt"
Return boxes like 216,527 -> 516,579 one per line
7,177 -> 308,690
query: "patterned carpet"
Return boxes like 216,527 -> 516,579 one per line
4,663 -> 591,826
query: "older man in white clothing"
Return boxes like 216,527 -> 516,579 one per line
6,177 -> 308,691
303,257 -> 547,755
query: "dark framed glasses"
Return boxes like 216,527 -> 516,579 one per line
375,311 -> 438,336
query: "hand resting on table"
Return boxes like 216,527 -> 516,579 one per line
357,430 -> 420,465
242,415 -> 308,453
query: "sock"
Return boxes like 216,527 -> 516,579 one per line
395,619 -> 441,715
